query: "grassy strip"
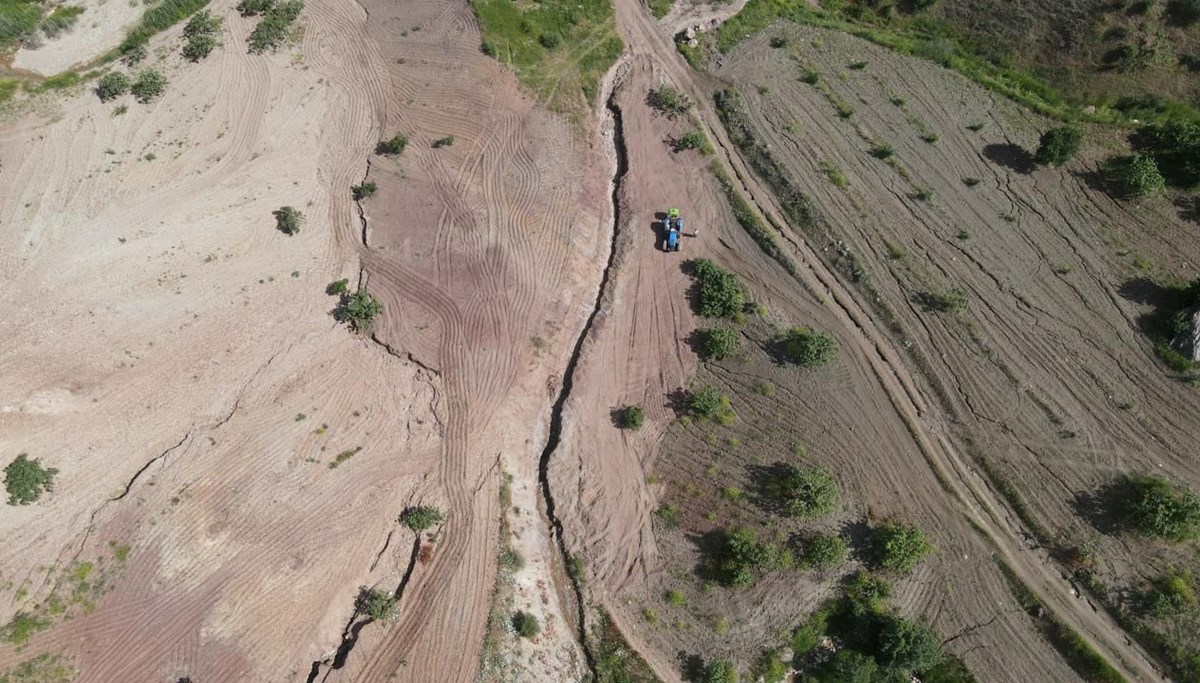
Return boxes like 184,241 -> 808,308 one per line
709,0 -> 1200,126
117,0 -> 211,57
965,441 -> 1052,543
708,163 -> 794,277
0,0 -> 42,48
994,560 -> 1128,683
471,0 -> 623,111
591,610 -> 660,683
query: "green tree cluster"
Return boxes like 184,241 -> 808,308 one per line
870,522 -> 933,573
1121,474 -> 1200,541
697,327 -> 739,361
399,505 -> 444,532
689,259 -> 744,319
781,327 -> 837,367
712,527 -> 792,587
4,454 -> 58,505
247,0 -> 302,54
181,10 -> 220,61
1034,126 -> 1083,167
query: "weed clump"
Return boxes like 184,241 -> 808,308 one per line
617,405 -> 645,430
377,133 -> 408,155
95,72 -> 130,101
400,505 -> 444,532
4,454 -> 58,505
274,205 -> 303,235
647,85 -> 692,117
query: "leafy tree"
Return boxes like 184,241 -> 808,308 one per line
1141,119 -> 1200,188
1034,126 -> 1083,167
236,0 -> 275,15
355,586 -> 397,622
130,69 -> 167,103
181,10 -> 221,61
513,610 -> 540,638
712,527 -> 792,587
4,454 -> 58,505
95,72 -> 130,102
843,570 -> 891,614
815,649 -> 879,683
647,85 -> 691,117
877,615 -> 944,672
399,505 -> 443,532
773,464 -> 838,518
352,181 -> 377,199
698,327 -> 739,360
871,523 -> 932,573
781,327 -> 837,367
689,259 -> 744,319
377,132 -> 408,155
689,386 -> 733,423
247,0 -> 302,54
797,532 -> 847,568
618,405 -> 645,430
1108,154 -> 1165,198
1121,474 -> 1200,541
274,205 -> 302,235
701,659 -> 737,683
339,288 -> 382,332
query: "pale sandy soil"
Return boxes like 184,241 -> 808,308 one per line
12,0 -> 144,75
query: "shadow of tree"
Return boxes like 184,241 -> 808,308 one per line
1070,478 -> 1128,536
983,142 -> 1036,174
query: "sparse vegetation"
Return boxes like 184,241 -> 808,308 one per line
118,0 -> 210,57
647,85 -> 692,117
377,133 -> 408,156
710,527 -> 793,587
919,287 -> 971,313
273,205 -> 303,235
432,135 -> 455,148
130,69 -> 167,103
0,612 -> 49,645
697,327 -> 739,361
780,327 -> 838,367
672,130 -> 711,154
41,5 -> 83,39
1118,474 -> 1200,541
352,181 -> 377,199
4,454 -> 58,506
247,0 -> 302,54
688,259 -> 744,319
871,522 -> 932,573
181,10 -> 221,62
618,405 -> 645,430
95,72 -> 130,102
356,586 -> 398,622
399,505 -> 444,532
326,278 -> 349,296
513,610 -> 540,638
0,653 -> 74,682
1034,126 -> 1083,167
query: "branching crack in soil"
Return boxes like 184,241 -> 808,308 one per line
368,530 -> 394,572
307,534 -> 424,683
536,91 -> 629,677
367,332 -> 444,437
356,159 -> 372,248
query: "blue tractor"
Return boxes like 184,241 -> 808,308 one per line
663,207 -> 682,252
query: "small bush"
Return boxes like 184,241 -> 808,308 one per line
274,205 -> 303,235
377,133 -> 408,155
326,278 -> 349,295
355,587 -> 397,622
665,589 -> 686,606
432,135 -> 455,148
781,327 -> 837,367
647,85 -> 691,117
697,327 -> 739,360
400,505 -> 444,532
1034,126 -> 1083,167
181,10 -> 221,62
689,259 -> 744,319
920,288 -> 970,313
871,523 -> 932,573
499,547 -> 524,572
774,465 -> 838,518
618,405 -> 645,430
701,660 -> 737,683
352,181 -> 377,199
4,454 -> 58,506
672,130 -> 707,153
130,69 -> 167,103
689,386 -> 734,423
1145,571 -> 1197,614
712,527 -> 792,587
869,143 -> 895,159
1107,154 -> 1165,198
1120,473 -> 1200,541
798,532 -> 847,568
843,570 -> 891,613
513,610 -> 540,638
247,0 -> 302,54
236,0 -> 275,15
95,72 -> 130,102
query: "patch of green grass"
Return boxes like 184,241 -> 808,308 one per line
647,0 -> 672,19
0,653 -> 74,683
820,159 -> 847,188
40,5 -> 84,39
0,78 -> 19,102
0,0 -> 42,49
0,613 -> 49,645
117,0 -> 211,57
471,0 -> 622,111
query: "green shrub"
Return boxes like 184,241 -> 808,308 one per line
647,85 -> 691,117
1120,474 -> 1200,541
701,660 -> 737,683
871,522 -> 932,573
921,287 -> 970,313
1145,570 -> 1197,614
781,327 -> 837,367
247,0 -> 302,54
95,72 -> 130,102
326,278 -> 349,295
499,547 -> 524,572
355,587 -> 397,622
182,10 -> 221,62
843,570 -> 891,613
130,69 -> 167,103
352,181 -> 377,199
774,465 -> 838,518
513,610 -> 540,638
878,614 -> 944,672
618,405 -> 645,430
118,0 -> 209,56
654,503 -> 679,529
274,205 -> 302,235
399,505 -> 443,532
672,130 -> 708,153
689,386 -> 734,423
1034,126 -> 1083,167
377,133 -> 407,155
712,527 -> 792,587
1108,154 -> 1165,198
0,612 -> 50,644
689,259 -> 744,319
697,327 -> 739,360
798,532 -> 847,568
4,454 -> 58,505
236,0 -> 275,15
432,135 -> 455,148
41,5 -> 84,39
